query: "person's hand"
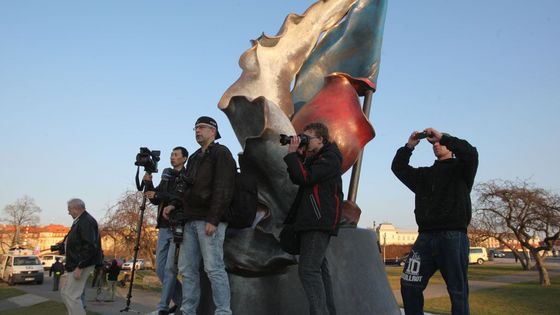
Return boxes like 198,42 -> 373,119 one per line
144,191 -> 156,199
423,127 -> 443,144
163,205 -> 175,220
406,131 -> 422,149
205,223 -> 217,236
143,173 -> 153,182
73,267 -> 82,280
287,136 -> 301,153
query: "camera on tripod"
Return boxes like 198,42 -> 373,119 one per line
135,147 -> 161,174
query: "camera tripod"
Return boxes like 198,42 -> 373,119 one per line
120,173 -> 148,314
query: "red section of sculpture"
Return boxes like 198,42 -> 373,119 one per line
291,73 -> 375,173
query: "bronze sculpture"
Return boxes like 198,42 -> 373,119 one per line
199,1 -> 400,314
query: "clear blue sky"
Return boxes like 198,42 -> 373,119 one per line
1,1 -> 559,229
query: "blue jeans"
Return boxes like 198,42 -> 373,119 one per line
178,221 -> 231,315
401,231 -> 470,315
299,231 -> 336,315
156,228 -> 183,311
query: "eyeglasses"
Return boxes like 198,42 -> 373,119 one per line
193,125 -> 214,131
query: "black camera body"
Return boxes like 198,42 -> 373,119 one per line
279,134 -> 310,147
175,171 -> 194,195
50,242 -> 65,254
160,168 -> 193,244
415,131 -> 429,140
135,147 -> 161,174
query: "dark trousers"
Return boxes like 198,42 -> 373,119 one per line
298,231 -> 336,315
52,274 -> 61,291
401,231 -> 470,315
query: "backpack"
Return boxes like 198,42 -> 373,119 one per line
224,163 -> 258,229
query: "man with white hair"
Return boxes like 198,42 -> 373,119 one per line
60,198 -> 102,315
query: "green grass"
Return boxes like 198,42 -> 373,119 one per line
120,269 -> 162,292
0,282 -> 25,301
0,283 -> 26,300
0,300 -> 100,315
467,264 -> 526,280
424,276 -> 560,315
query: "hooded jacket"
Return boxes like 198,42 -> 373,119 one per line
391,134 -> 478,233
284,142 -> 344,235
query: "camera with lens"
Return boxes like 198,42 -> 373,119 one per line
175,172 -> 194,195
279,134 -> 310,147
135,147 -> 161,174
164,171 -> 193,244
50,242 -> 65,254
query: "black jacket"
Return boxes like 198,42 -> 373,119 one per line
64,211 -> 103,272
50,261 -> 65,277
284,142 -> 344,235
172,142 -> 236,226
107,263 -> 121,281
145,167 -> 186,228
391,134 -> 479,233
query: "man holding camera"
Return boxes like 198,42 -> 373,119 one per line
391,128 -> 478,315
144,146 -> 188,315
164,116 -> 236,315
60,198 -> 102,315
283,122 -> 343,315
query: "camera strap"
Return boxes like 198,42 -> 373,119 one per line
135,166 -> 145,191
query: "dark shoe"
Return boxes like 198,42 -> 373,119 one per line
158,311 -> 169,315
168,305 -> 178,313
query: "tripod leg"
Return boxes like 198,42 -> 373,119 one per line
120,195 -> 146,314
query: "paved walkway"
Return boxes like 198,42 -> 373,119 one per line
0,293 -> 49,312
2,260 -> 558,314
0,275 -> 161,315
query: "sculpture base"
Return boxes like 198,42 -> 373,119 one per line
197,228 -> 400,314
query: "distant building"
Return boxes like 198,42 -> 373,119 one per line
0,224 -> 69,254
0,223 -> 157,263
375,223 -> 418,246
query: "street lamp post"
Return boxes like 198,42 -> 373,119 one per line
383,233 -> 387,263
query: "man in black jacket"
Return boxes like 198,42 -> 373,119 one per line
284,122 -> 343,315
391,128 -> 478,315
50,257 -> 65,291
144,146 -> 187,314
164,116 -> 236,315
60,198 -> 102,315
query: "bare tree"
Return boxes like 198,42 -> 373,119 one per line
2,196 -> 41,246
100,190 -> 158,267
472,179 -> 560,286
467,225 -> 492,247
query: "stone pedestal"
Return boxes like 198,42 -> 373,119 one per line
197,228 -> 400,314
